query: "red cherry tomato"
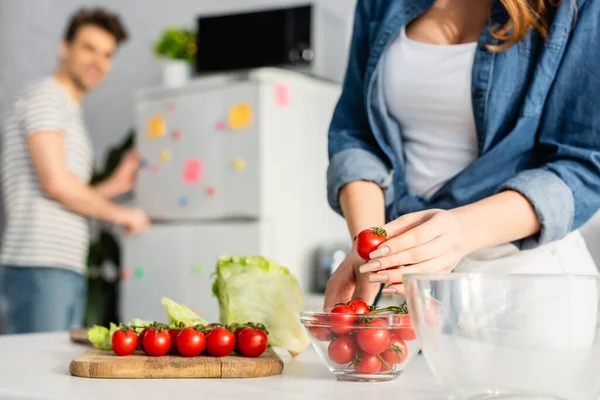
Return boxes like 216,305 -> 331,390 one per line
206,327 -> 236,357
111,328 -> 138,356
236,327 -> 268,358
330,305 -> 357,335
168,329 -> 181,354
353,350 -> 381,374
392,315 -> 417,341
138,327 -> 150,351
309,326 -> 333,341
347,299 -> 370,315
381,337 -> 408,365
355,227 -> 388,261
327,335 -> 357,365
356,318 -> 391,355
176,327 -> 206,357
142,328 -> 171,357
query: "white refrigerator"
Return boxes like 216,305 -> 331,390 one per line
119,68 -> 349,323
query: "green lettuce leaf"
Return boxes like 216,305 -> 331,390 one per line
126,318 -> 155,334
212,255 -> 309,356
87,322 -> 118,351
161,296 -> 207,326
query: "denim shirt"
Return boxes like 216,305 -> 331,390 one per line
327,0 -> 600,249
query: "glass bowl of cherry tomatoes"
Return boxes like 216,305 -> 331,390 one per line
300,300 -> 421,382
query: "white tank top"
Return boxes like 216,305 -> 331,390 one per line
383,26 -> 479,200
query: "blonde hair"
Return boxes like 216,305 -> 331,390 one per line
490,0 -> 565,51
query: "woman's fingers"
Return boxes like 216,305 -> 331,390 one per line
360,236 -> 449,273
365,255 -> 458,286
380,210 -> 433,238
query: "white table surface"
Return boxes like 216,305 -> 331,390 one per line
0,332 -> 448,400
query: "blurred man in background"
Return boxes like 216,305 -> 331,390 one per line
0,8 -> 149,334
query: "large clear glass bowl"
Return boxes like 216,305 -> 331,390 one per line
404,273 -> 600,400
300,310 -> 421,382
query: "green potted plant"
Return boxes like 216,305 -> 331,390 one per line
153,26 -> 196,87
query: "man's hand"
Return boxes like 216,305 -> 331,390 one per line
96,150 -> 141,198
113,207 -> 150,235
324,249 -> 382,309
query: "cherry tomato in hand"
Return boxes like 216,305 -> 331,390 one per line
330,305 -> 357,335
347,299 -> 371,315
327,335 -> 357,365
236,327 -> 268,358
142,328 -> 171,357
356,318 -> 391,355
168,329 -> 181,354
206,327 -> 236,357
355,227 -> 388,261
111,328 -> 138,356
176,327 -> 206,357
381,337 -> 408,365
353,350 -> 381,374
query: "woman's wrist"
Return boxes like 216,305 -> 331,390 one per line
449,190 -> 541,254
339,181 -> 386,239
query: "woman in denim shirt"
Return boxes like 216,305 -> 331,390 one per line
324,0 -> 600,308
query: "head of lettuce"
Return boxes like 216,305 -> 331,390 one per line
212,255 -> 310,356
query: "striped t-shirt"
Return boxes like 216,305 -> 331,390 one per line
0,77 -> 93,273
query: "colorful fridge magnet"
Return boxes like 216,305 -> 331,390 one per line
147,114 -> 166,139
233,157 -> 246,171
215,121 -> 226,131
275,83 -> 290,107
134,266 -> 146,279
183,159 -> 204,184
160,149 -> 172,162
149,163 -> 159,174
179,196 -> 189,207
166,101 -> 176,111
120,269 -> 132,280
193,264 -> 204,275
171,129 -> 182,140
206,186 -> 217,197
228,103 -> 253,129
139,158 -> 149,169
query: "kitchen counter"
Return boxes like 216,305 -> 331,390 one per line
0,332 -> 447,400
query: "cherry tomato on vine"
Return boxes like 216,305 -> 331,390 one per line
111,328 -> 138,356
176,327 -> 206,357
356,318 -> 391,355
236,327 -> 268,358
327,335 -> 357,365
330,305 -> 357,335
206,327 -> 236,357
142,328 -> 171,357
347,299 -> 370,315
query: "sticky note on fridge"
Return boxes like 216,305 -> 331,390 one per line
183,159 -> 203,184
160,149 -> 172,162
215,121 -> 226,131
206,186 -> 217,197
275,83 -> 290,107
148,115 -> 166,139
228,103 -> 252,129
233,157 -> 246,171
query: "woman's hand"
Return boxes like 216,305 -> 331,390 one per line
358,209 -> 466,295
324,249 -> 382,309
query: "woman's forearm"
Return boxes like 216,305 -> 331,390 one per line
450,190 -> 541,254
339,181 -> 387,239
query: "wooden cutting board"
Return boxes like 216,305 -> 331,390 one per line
69,347 -> 284,379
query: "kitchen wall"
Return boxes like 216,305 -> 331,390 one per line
0,0 -> 356,165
